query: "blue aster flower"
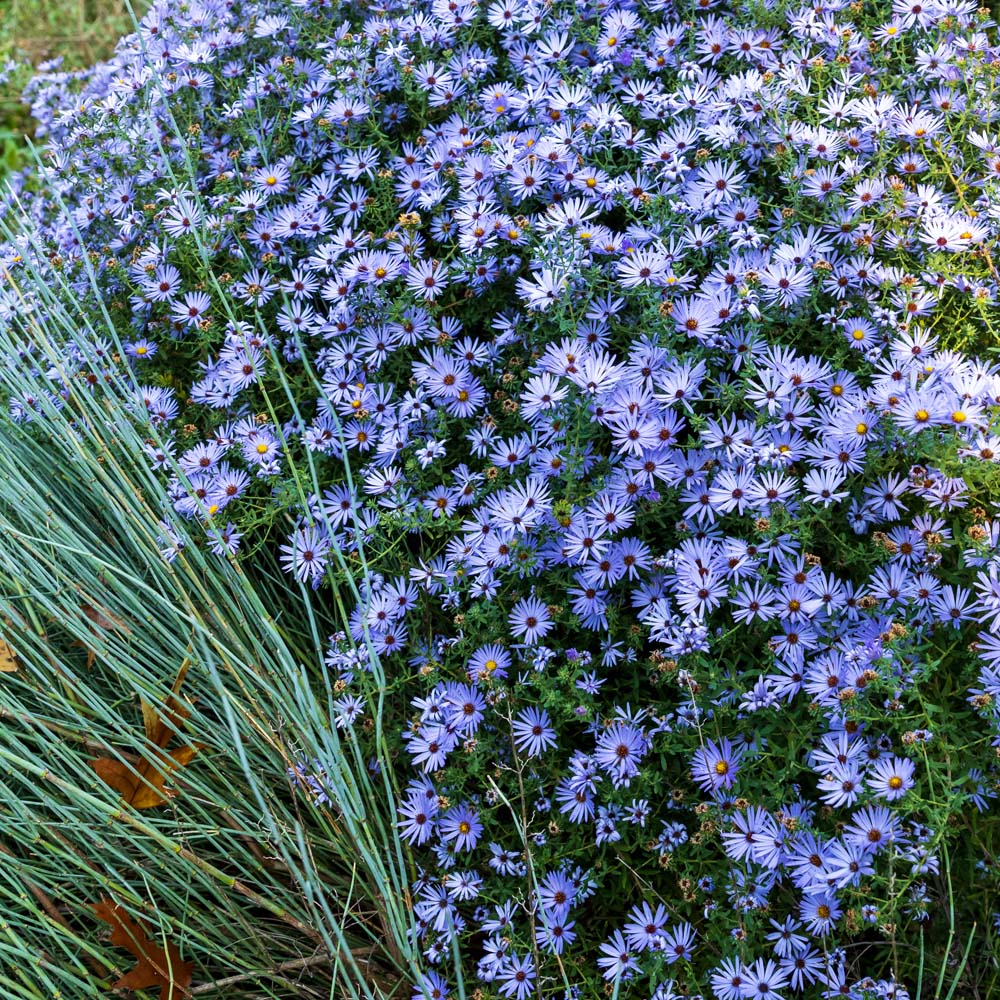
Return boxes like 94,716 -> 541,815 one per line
508,596 -> 553,644
496,953 -> 535,1000
438,804 -> 483,852
690,737 -> 744,794
661,922 -> 697,964
594,721 -> 647,787
511,706 -> 557,757
597,930 -> 639,981
278,525 -> 330,583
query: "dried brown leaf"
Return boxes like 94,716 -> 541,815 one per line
89,662 -> 202,808
92,899 -> 192,999
69,600 -> 133,668
81,603 -> 131,633
0,640 -> 17,673
89,744 -> 202,809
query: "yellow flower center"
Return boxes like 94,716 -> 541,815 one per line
714,760 -> 729,775
851,328 -> 865,341
817,905 -> 831,919
914,409 -> 929,422
265,175 -> 278,186
458,821 -> 471,834
855,422 -> 868,435
831,384 -> 843,396
888,775 -> 904,790
135,345 -> 148,355
256,442 -> 269,454
484,659 -> 497,673
952,410 -> 967,423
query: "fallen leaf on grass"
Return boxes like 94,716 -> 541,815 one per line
92,899 -> 192,998
73,601 -> 133,668
81,603 -> 130,632
89,661 -> 203,809
89,745 -> 201,809
0,639 -> 17,673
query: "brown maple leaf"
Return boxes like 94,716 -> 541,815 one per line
89,662 -> 203,809
92,899 -> 193,998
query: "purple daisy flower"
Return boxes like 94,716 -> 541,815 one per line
798,892 -> 841,936
690,737 -> 745,794
508,596 -> 554,644
866,755 -> 917,800
398,794 -> 437,846
741,957 -> 790,1000
536,869 -> 576,921
596,930 -> 640,981
438,804 -> 483,852
511,706 -> 557,757
594,722 -> 648,787
466,643 -> 511,682
412,971 -> 450,1000
661,922 -> 697,964
278,525 -> 330,583
496,953 -> 535,999
844,805 -> 904,855
623,900 -> 670,952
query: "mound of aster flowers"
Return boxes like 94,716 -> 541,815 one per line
3,0 -> 1000,995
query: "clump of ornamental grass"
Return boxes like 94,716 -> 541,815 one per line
3,0 -> 1000,998
0,267 -> 420,996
